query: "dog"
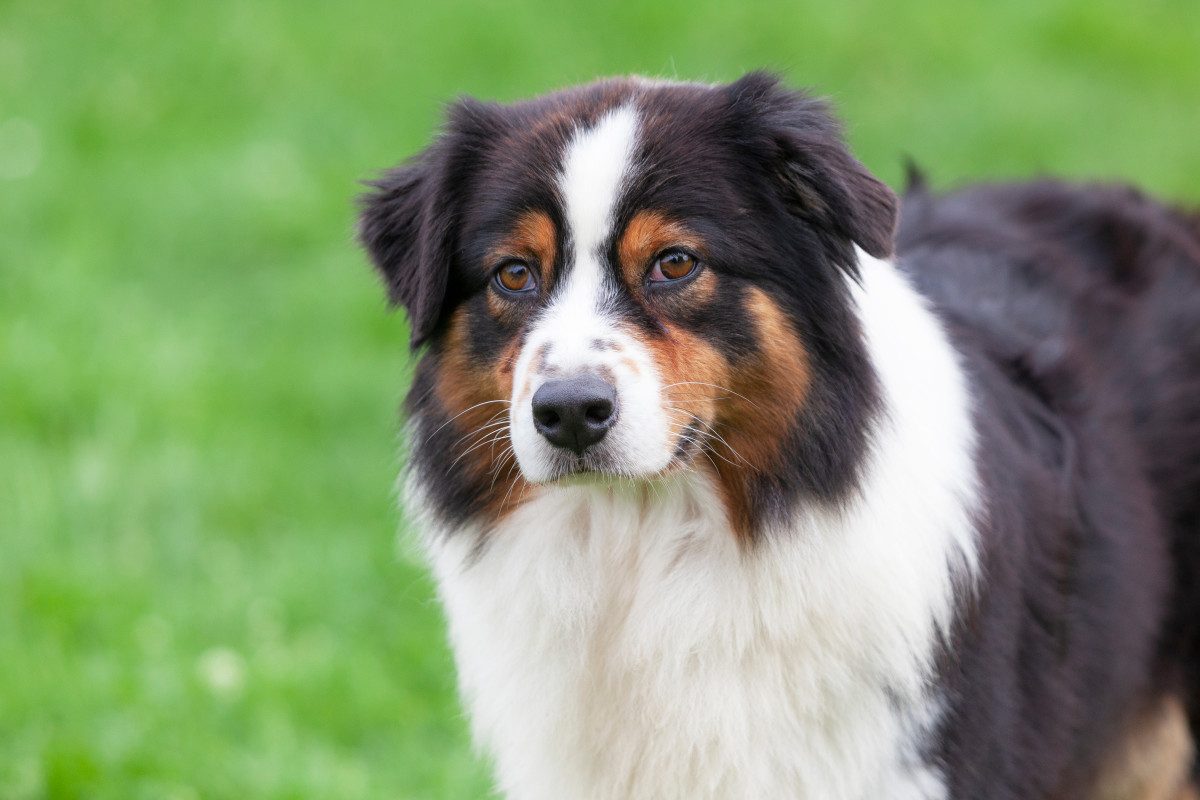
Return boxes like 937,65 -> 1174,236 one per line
357,73 -> 1200,799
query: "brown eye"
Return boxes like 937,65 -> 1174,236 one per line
649,251 -> 698,283
495,261 -> 535,294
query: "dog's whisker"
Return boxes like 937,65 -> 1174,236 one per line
661,382 -> 762,409
425,399 -> 513,442
447,425 -> 515,473
449,418 -> 511,450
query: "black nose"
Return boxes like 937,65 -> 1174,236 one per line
532,375 -> 618,455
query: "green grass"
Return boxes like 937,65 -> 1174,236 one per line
2,0 -> 1199,797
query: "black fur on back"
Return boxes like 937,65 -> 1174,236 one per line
898,179 -> 1200,797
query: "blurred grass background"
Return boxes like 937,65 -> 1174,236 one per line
2,0 -> 1200,797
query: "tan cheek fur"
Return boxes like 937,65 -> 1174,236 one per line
644,287 -> 811,541
616,209 -> 728,454
437,211 -> 559,520
644,324 -> 731,443
434,309 -> 534,518
717,288 -> 812,539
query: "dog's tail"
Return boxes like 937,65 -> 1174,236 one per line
1182,208 -> 1200,244
900,157 -> 929,197
894,158 -> 933,255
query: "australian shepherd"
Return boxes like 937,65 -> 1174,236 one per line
357,73 -> 1200,800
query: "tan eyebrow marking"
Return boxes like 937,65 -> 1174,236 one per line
616,210 -> 705,297
486,210 -> 558,286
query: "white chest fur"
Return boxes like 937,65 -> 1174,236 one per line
414,254 -> 980,800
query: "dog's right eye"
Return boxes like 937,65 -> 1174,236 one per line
494,261 -> 536,294
648,250 -> 700,283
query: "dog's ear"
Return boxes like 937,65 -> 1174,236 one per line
358,100 -> 498,349
727,72 -> 898,273
358,143 -> 455,349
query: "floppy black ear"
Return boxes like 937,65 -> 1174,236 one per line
360,99 -> 507,348
728,73 -> 899,272
357,142 -> 455,349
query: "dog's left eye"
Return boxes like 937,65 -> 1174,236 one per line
494,261 -> 536,294
649,251 -> 699,283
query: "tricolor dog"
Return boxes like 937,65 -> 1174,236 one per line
358,73 -> 1200,800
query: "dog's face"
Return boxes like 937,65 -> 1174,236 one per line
360,73 -> 897,538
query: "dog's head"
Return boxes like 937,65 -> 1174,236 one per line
359,73 -> 897,538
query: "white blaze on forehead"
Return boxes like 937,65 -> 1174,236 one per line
526,104 -> 641,376
558,104 -> 640,286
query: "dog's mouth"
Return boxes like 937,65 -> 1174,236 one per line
532,447 -> 631,484
523,414 -> 709,485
